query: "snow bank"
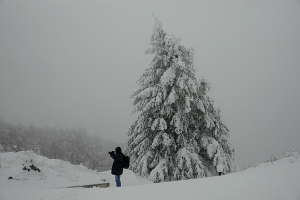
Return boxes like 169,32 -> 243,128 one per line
0,151 -> 107,188
0,151 -> 150,189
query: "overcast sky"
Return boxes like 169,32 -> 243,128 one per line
1,0 -> 300,168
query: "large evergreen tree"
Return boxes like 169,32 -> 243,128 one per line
125,19 -> 236,182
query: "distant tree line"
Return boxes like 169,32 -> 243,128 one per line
0,117 -> 118,172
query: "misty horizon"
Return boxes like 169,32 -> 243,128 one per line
1,0 -> 300,168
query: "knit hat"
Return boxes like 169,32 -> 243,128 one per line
115,147 -> 122,153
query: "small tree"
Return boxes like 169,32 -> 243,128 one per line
125,19 -> 236,182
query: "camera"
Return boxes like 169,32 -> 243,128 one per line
108,151 -> 114,154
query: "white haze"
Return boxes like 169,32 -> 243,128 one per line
0,0 -> 300,168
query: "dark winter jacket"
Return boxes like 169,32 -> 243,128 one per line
109,147 -> 124,175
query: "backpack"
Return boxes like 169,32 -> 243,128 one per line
122,155 -> 130,169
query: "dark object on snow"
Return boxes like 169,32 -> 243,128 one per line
109,147 -> 126,187
8,176 -> 13,180
122,155 -> 130,169
217,164 -> 224,176
67,182 -> 109,188
30,164 -> 41,172
22,163 -> 41,172
109,147 -> 124,175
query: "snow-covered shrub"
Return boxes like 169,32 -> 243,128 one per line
22,159 -> 41,172
244,164 -> 252,170
292,149 -> 300,158
264,154 -> 278,164
284,149 -> 300,163
255,148 -> 300,167
284,152 -> 292,158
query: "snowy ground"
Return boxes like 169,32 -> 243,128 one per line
0,151 -> 300,200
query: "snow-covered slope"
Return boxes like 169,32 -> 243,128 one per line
0,151 -> 150,189
0,151 -> 107,188
0,151 -> 300,200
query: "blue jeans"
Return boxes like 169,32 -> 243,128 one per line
115,175 -> 121,187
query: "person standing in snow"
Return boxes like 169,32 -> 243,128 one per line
217,164 -> 224,176
109,147 -> 124,187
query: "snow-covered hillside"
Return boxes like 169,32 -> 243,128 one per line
0,151 -> 300,200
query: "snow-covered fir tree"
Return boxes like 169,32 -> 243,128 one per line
125,19 -> 236,182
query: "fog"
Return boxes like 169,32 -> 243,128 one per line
1,0 -> 300,168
